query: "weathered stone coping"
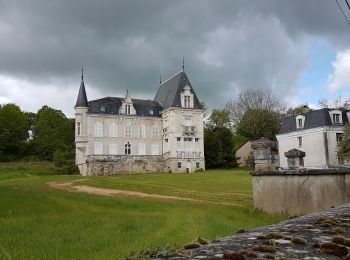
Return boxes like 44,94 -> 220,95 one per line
251,168 -> 350,176
155,204 -> 350,259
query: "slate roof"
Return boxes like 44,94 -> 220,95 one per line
154,71 -> 202,109
87,97 -> 162,117
279,108 -> 349,134
75,79 -> 88,107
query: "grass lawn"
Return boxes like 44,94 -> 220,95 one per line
0,164 -> 286,259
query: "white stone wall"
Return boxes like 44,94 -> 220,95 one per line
162,107 -> 205,173
85,114 -> 163,156
277,126 -> 343,169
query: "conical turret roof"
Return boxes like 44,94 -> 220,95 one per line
75,71 -> 88,107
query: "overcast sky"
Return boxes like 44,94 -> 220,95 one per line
1,0 -> 350,117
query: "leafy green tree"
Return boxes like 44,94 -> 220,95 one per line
0,104 -> 29,161
338,123 -> 350,160
33,106 -> 74,160
206,109 -> 231,130
204,109 -> 235,168
236,109 -> 281,140
285,105 -> 313,117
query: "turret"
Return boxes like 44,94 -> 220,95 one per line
75,68 -> 88,108
74,68 -> 89,174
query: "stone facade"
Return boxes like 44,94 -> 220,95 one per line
74,69 -> 205,175
277,108 -> 350,169
251,137 -> 279,172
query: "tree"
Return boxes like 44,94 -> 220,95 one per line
225,89 -> 286,124
338,123 -> 350,160
236,109 -> 281,140
0,104 -> 29,161
33,106 -> 74,160
205,109 -> 231,130
319,95 -> 350,110
204,109 -> 235,168
285,104 -> 313,117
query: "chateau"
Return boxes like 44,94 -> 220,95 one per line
74,68 -> 205,175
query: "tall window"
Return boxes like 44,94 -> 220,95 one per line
184,96 -> 191,108
125,142 -> 131,155
297,119 -> 302,128
298,136 -> 302,147
151,144 -> 159,155
94,122 -> 103,137
125,104 -> 131,115
124,125 -> 132,138
109,143 -> 118,155
138,125 -> 146,138
152,125 -> 159,138
333,113 -> 340,123
94,142 -> 103,154
138,143 -> 146,155
109,123 -> 117,137
76,122 -> 81,135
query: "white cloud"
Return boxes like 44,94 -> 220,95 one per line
0,74 -> 102,117
328,49 -> 350,91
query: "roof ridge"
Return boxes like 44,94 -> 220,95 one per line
159,70 -> 183,86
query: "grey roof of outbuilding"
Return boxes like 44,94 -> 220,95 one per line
279,108 -> 349,134
75,80 -> 88,107
87,97 -> 162,117
154,71 -> 202,109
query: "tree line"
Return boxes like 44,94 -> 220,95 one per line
2,92 -> 349,170
0,104 -> 74,168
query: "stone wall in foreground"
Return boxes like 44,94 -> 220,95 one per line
155,204 -> 350,259
251,169 -> 350,215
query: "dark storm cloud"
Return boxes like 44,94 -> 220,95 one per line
0,0 -> 349,112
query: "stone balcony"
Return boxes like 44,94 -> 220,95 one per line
176,151 -> 202,158
183,126 -> 196,135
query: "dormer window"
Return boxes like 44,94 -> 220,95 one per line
333,113 -> 340,123
329,110 -> 343,125
297,118 -> 302,128
184,96 -> 191,108
180,85 -> 194,108
295,115 -> 305,129
125,104 -> 131,115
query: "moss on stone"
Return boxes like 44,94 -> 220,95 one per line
265,232 -> 284,239
235,229 -> 246,234
291,237 -> 307,244
331,235 -> 346,245
183,242 -> 201,249
320,242 -> 348,257
253,245 -> 277,253
193,236 -> 208,245
332,227 -> 345,233
222,251 -> 245,260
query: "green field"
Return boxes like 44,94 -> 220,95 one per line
0,164 -> 286,259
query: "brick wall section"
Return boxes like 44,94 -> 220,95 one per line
155,204 -> 350,259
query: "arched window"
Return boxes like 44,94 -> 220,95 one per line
124,142 -> 131,155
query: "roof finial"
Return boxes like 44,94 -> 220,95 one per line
81,66 -> 84,81
182,56 -> 185,72
160,75 -> 162,84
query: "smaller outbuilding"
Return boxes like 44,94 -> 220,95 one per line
276,108 -> 350,169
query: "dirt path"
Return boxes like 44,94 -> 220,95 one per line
47,180 -> 243,207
